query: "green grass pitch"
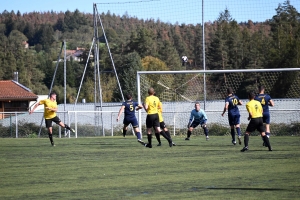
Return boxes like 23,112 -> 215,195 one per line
0,136 -> 299,200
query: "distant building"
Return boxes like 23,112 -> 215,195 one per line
0,80 -> 38,119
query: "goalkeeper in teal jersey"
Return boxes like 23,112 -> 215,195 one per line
185,102 -> 209,141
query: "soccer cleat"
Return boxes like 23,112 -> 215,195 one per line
185,137 -> 190,140
157,143 -> 162,146
144,143 -> 152,148
169,141 -> 173,147
241,146 -> 249,152
238,137 -> 242,145
232,140 -> 236,145
172,142 -> 176,146
70,128 -> 75,133
137,139 -> 145,145
51,143 -> 55,147
206,136 -> 209,141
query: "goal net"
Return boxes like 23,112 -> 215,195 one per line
137,68 -> 300,136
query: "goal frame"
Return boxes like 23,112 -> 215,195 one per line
137,68 -> 300,134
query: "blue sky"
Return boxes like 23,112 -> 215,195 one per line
2,0 -> 300,24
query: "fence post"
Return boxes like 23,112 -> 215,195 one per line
111,112 -> 113,136
15,112 -> 18,138
173,112 -> 176,136
75,111 -> 77,138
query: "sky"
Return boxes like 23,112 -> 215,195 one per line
2,0 -> 300,24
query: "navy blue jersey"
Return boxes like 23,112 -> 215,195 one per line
122,100 -> 138,119
225,94 -> 240,116
255,94 -> 272,114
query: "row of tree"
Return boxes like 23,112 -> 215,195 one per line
0,0 -> 299,102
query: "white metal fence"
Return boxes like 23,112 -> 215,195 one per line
1,99 -> 299,138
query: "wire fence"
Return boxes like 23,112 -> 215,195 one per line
1,102 -> 299,138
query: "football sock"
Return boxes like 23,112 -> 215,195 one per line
136,132 -> 141,140
165,130 -> 172,139
122,129 -> 126,137
147,134 -> 152,145
236,127 -> 241,137
48,133 -> 54,145
231,129 -> 235,140
160,131 -> 172,143
64,124 -> 70,130
155,133 -> 161,143
244,134 -> 249,147
263,135 -> 272,150
203,127 -> 208,137
187,130 -> 192,138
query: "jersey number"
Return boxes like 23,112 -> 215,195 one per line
261,98 -> 266,105
232,98 -> 238,106
130,105 -> 134,111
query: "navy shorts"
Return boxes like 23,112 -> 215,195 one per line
262,113 -> 270,124
190,121 -> 205,128
123,117 -> 139,128
228,114 -> 240,126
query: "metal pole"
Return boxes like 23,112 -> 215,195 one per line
15,113 -> 18,138
38,42 -> 64,137
63,40 -> 66,138
202,0 -> 207,110
93,4 -> 98,136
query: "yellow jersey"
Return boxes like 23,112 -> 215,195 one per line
158,102 -> 163,122
144,95 -> 160,115
246,99 -> 263,118
40,99 -> 57,119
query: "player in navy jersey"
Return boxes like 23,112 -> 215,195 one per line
255,86 -> 274,146
185,102 -> 209,141
222,88 -> 243,145
117,94 -> 145,145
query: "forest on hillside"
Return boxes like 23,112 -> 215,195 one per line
0,0 -> 299,102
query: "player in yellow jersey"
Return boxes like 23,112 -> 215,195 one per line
29,92 -> 75,146
143,88 -> 173,148
241,92 -> 272,152
154,99 -> 176,146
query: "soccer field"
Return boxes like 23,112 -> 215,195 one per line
0,136 -> 299,200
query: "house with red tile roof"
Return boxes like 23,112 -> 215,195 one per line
0,80 -> 38,119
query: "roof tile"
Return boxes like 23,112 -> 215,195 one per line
0,80 -> 38,100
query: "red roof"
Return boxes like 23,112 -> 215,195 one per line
0,80 -> 38,101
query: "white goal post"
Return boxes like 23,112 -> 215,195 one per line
137,68 -> 300,136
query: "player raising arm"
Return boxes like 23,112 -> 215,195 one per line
116,94 -> 145,145
29,92 -> 75,146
